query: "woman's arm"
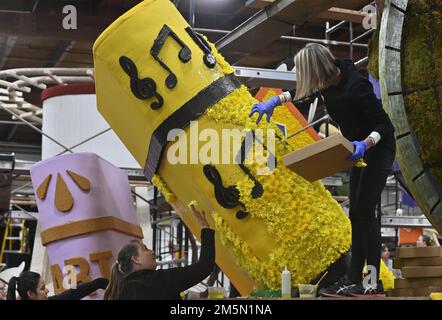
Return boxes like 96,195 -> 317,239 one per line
351,78 -> 395,146
155,206 -> 215,295
48,278 -> 109,300
159,228 -> 215,294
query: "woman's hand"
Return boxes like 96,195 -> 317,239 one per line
95,277 -> 110,290
190,205 -> 210,229
249,95 -> 283,124
347,140 -> 368,161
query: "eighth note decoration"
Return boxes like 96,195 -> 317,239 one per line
151,24 -> 192,89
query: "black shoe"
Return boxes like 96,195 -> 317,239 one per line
319,275 -> 357,297
347,280 -> 385,298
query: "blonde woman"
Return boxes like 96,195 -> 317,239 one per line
250,43 -> 396,297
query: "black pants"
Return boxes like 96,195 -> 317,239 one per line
348,134 -> 396,284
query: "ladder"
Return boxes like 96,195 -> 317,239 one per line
0,212 -> 30,263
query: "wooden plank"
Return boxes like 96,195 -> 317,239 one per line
401,266 -> 442,278
393,257 -> 442,268
395,277 -> 442,289
246,0 -> 276,10
317,7 -> 369,24
396,246 -> 442,258
392,286 -> 442,297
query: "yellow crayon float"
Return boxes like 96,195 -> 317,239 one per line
93,0 -> 351,295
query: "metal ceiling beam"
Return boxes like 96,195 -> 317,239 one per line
6,124 -> 19,141
0,0 -> 39,13
216,0 -> 340,64
46,40 -> 75,67
0,12 -> 115,42
0,142 -> 41,155
317,7 -> 370,23
233,66 -> 296,89
0,36 -> 17,69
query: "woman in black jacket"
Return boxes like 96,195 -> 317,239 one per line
104,205 -> 215,300
6,271 -> 108,300
250,43 -> 396,297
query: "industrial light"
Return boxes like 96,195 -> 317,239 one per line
0,154 -> 15,173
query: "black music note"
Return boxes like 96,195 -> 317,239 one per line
150,24 -> 192,89
119,56 -> 164,110
203,165 -> 250,220
204,164 -> 239,209
234,131 -> 275,199
185,27 -> 216,69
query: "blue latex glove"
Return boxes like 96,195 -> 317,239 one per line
249,96 -> 282,124
347,140 -> 368,162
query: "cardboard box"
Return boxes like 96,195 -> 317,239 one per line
395,277 -> 442,289
393,257 -> 442,269
401,266 -> 442,278
282,134 -> 356,182
392,286 -> 442,297
396,246 -> 442,259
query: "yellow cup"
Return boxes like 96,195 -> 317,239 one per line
298,284 -> 318,298
208,287 -> 225,299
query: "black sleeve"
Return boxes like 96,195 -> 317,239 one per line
287,89 -> 320,113
49,278 -> 109,300
349,77 -> 395,138
119,281 -> 143,300
159,228 -> 215,294
288,89 -> 296,100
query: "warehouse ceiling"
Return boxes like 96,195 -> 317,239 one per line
0,0 -> 375,159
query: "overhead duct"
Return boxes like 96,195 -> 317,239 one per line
216,0 -> 341,64
0,0 -> 39,13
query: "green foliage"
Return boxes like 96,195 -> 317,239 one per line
367,0 -> 442,183
402,0 -> 442,183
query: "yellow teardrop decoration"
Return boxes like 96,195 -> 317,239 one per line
66,170 -> 91,192
37,174 -> 52,200
55,173 -> 74,212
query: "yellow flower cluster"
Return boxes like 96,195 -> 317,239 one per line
187,200 -> 198,209
379,260 -> 395,291
430,293 -> 442,300
200,48 -> 352,290
151,174 -> 176,203
208,39 -> 235,76
263,88 -> 316,150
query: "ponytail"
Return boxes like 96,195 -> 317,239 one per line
6,277 -> 18,300
6,271 -> 40,300
103,263 -> 124,300
104,240 -> 140,300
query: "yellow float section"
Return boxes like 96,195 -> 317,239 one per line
93,0 -> 352,295
93,0 -> 224,165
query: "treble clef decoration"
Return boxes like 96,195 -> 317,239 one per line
119,56 -> 164,110
203,164 -> 250,220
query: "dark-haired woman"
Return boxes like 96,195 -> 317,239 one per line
7,271 -> 108,300
104,205 -> 215,300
